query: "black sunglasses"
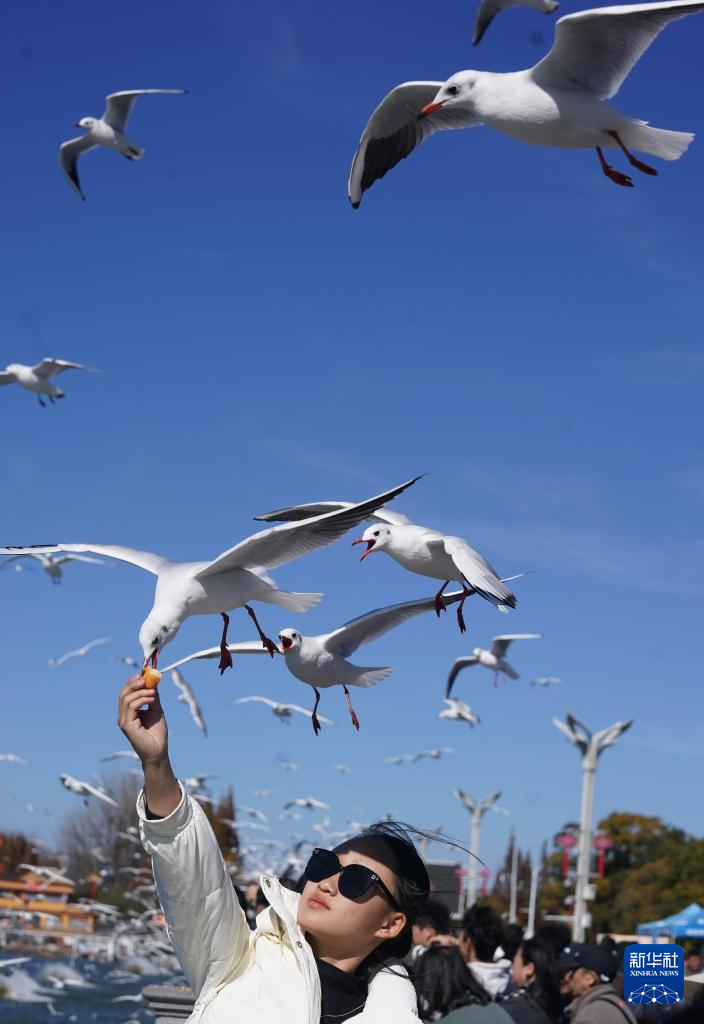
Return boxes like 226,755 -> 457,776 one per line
305,848 -> 402,912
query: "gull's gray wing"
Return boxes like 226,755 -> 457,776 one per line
103,89 -> 187,132
0,369 -> 18,386
473,0 -> 510,44
348,82 -> 482,207
490,633 -> 542,659
0,544 -> 168,575
160,642 -> 271,672
443,536 -> 517,609
531,0 -> 704,99
31,359 -> 88,379
323,590 -> 464,658
445,655 -> 479,698
196,476 -> 421,578
254,501 -> 412,527
59,136 -> 97,200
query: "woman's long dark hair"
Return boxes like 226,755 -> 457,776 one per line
413,945 -> 491,1017
519,937 -> 562,1020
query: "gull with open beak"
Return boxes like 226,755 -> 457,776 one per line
348,1 -> 704,206
0,476 -> 420,675
163,589 -> 465,734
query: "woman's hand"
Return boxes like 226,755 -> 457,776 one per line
118,675 -> 168,765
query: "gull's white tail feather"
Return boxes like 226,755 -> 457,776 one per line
265,590 -> 323,612
348,666 -> 395,688
619,123 -> 694,161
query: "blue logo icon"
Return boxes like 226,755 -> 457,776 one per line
624,944 -> 684,1006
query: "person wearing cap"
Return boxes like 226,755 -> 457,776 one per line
565,944 -> 637,1024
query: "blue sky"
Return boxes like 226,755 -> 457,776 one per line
1,0 -> 703,905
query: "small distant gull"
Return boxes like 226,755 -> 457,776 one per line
114,655 -> 140,668
472,0 -> 558,47
412,747 -> 454,762
49,636 -> 111,669
16,864 -> 75,889
164,588 -> 466,735
335,764 -> 352,774
0,476 -> 420,673
99,750 -> 140,763
387,754 -> 415,765
532,676 -> 563,687
116,830 -> 141,846
284,796 -> 331,811
0,753 -> 28,764
0,358 -> 95,407
446,633 -> 542,693
256,497 -> 520,633
280,809 -> 302,820
220,817 -> 271,833
347,0 -> 704,205
234,695 -> 334,726
182,773 -> 217,790
171,669 -> 207,737
438,697 -> 481,727
253,788 -> 275,797
278,761 -> 300,771
0,551 -> 105,583
238,805 -> 270,824
59,773 -> 118,807
60,89 -> 188,200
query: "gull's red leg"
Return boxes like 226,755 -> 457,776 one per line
343,685 -> 360,731
608,131 -> 658,176
311,687 -> 322,736
456,585 -> 473,634
219,612 -> 233,674
244,605 -> 278,657
434,580 -> 450,618
596,147 -> 633,188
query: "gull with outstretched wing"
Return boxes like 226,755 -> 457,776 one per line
446,633 -> 542,694
0,358 -> 95,406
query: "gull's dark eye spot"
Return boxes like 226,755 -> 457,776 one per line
447,85 -> 459,96
373,530 -> 380,536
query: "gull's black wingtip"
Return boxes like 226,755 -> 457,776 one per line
351,200 -> 360,209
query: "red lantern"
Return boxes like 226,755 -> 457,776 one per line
592,835 -> 613,878
555,832 -> 578,876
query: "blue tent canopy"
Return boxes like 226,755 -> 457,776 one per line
636,903 -> 704,938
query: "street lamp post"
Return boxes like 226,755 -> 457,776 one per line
553,713 -> 633,942
454,788 -> 502,910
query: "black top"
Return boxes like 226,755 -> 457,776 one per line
316,957 -> 368,1023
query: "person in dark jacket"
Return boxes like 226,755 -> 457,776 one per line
564,944 -> 637,1024
414,945 -> 514,1023
500,937 -> 561,1024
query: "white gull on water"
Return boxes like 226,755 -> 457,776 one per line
0,476 -> 419,673
60,89 -> 187,200
348,0 -> 704,205
162,589 -> 466,734
256,497 -> 521,633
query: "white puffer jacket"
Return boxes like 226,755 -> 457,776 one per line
137,783 -> 419,1023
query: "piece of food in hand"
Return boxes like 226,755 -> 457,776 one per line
142,667 -> 162,689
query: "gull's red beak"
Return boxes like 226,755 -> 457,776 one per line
419,100 -> 445,118
352,538 -> 376,562
280,636 -> 292,652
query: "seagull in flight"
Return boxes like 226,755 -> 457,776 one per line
348,1 -> 704,205
0,753 -> 28,764
163,587 -> 465,734
531,676 -> 563,687
386,754 -> 415,765
255,496 -> 521,633
284,796 -> 331,811
238,805 -> 270,824
0,359 -> 94,406
278,761 -> 300,772
49,636 -> 111,669
0,477 -> 420,674
234,695 -> 335,726
60,89 -> 187,200
0,551 -> 105,583
335,764 -> 352,774
446,633 -> 542,693
171,669 -> 207,737
182,774 -> 217,791
413,747 -> 454,762
438,697 -> 481,726
59,773 -> 118,807
472,0 -> 558,47
99,750 -> 140,763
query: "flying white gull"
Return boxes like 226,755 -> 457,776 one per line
278,761 -> 300,771
163,588 -> 466,734
114,655 -> 140,668
284,797 -> 331,811
438,697 -> 481,726
446,633 -> 542,693
472,0 -> 558,47
0,476 -> 419,673
59,773 -> 118,807
0,753 -> 28,764
238,805 -> 270,824
386,754 -> 415,765
255,497 -> 519,633
412,747 -> 454,762
16,864 -> 75,889
60,89 -> 187,200
0,359 -> 94,406
347,0 -> 704,206
182,774 -> 217,790
335,763 -> 352,773
171,669 -> 207,737
531,676 -> 562,687
99,750 -> 140,762
49,637 -> 111,669
0,551 -> 105,583
234,696 -> 335,726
